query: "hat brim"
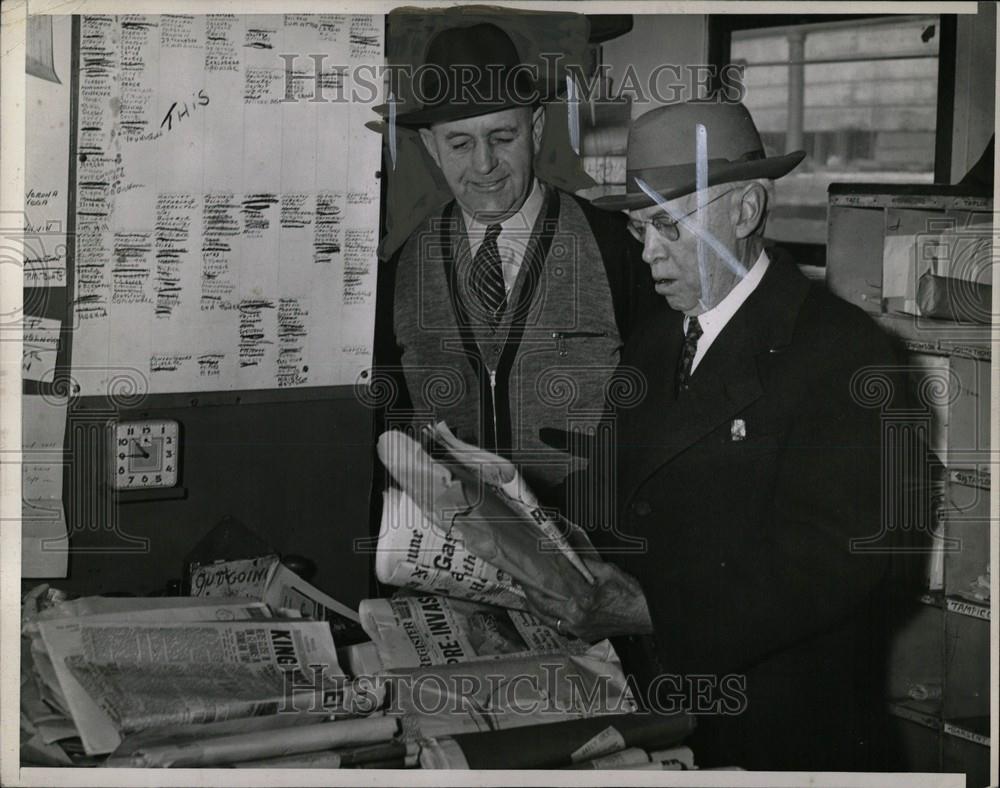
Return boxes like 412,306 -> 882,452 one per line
372,76 -> 565,128
372,97 -> 539,129
592,151 -> 806,211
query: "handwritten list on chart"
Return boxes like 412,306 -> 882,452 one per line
72,14 -> 383,395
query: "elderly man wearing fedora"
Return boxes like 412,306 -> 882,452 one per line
380,22 -> 654,498
525,101 -> 912,771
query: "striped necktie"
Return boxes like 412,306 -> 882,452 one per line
675,316 -> 702,395
471,223 -> 506,324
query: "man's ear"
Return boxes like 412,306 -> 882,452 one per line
733,181 -> 768,239
531,106 -> 546,153
419,127 -> 441,169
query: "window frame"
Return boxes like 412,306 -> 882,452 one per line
705,13 -> 957,261
707,13 -> 958,184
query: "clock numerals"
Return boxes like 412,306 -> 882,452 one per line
112,419 -> 180,490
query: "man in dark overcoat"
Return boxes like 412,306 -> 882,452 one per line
526,101 -> 918,771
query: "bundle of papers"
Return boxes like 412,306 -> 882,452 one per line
359,594 -> 590,671
376,487 -> 526,609
376,424 -> 597,608
189,552 -> 365,643
368,425 -> 640,741
390,647 -> 638,740
358,592 -> 635,739
20,560 -> 367,759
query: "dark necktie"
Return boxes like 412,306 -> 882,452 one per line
675,316 -> 703,395
471,224 -> 506,324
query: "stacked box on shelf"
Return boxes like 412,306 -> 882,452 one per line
888,717 -> 941,774
872,312 -> 991,470
943,735 -> 991,788
826,194 -> 886,313
942,610 -> 991,724
827,185 -> 992,317
940,608 -> 991,787
885,603 -> 943,720
940,472 -> 992,615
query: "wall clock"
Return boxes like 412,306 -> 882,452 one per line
111,419 -> 180,490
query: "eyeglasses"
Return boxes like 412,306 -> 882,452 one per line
627,188 -> 735,243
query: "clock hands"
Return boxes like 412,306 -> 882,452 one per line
114,420 -> 178,491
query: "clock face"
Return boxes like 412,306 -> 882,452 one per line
112,419 -> 180,489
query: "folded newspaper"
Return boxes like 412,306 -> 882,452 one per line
359,594 -> 590,670
189,554 -> 366,644
59,620 -> 349,735
376,487 -> 526,609
376,424 -> 598,607
22,565 -> 365,757
396,651 -> 637,739
28,598 -> 283,754
357,593 -> 636,738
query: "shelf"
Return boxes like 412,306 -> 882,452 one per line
873,312 -> 993,359
945,468 -> 991,490
829,184 -> 991,783
944,596 -> 990,621
886,704 -> 991,748
943,716 -> 990,747
887,699 -> 942,731
828,183 -> 992,208
920,592 -> 992,621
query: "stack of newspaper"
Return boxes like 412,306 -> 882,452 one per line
20,557 -> 369,762
369,425 -> 637,738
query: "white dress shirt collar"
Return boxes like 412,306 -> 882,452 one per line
463,179 -> 545,292
685,248 -> 770,373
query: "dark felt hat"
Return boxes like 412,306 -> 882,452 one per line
376,22 -> 544,128
593,101 -> 806,210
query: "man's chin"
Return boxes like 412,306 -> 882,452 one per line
460,192 -> 521,222
660,292 -> 696,313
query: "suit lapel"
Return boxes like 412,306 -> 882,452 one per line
624,310 -> 763,496
621,257 -> 811,500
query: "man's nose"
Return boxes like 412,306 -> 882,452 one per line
641,229 -> 667,266
472,141 -> 497,174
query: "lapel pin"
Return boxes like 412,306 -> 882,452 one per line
731,418 -> 747,441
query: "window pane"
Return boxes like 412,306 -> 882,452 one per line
732,15 -> 940,246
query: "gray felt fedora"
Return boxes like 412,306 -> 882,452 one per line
593,101 -> 806,211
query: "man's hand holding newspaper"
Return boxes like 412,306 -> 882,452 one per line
523,558 -> 653,642
376,424 -> 652,642
376,426 -> 593,605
